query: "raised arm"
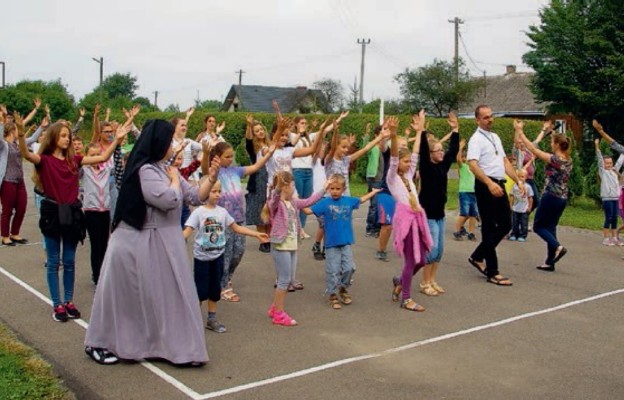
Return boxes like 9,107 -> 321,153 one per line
457,138 -> 466,166
294,119 -> 330,158
390,118 -> 399,157
90,104 -> 102,144
185,107 -> 195,124
82,123 -> 129,165
244,144 -> 276,176
245,113 -> 254,140
25,116 -> 49,146
359,187 -> 382,204
595,138 -> 605,171
593,119 -> 615,144
324,120 -> 339,164
15,113 -> 41,165
272,99 -> 283,123
348,127 -> 391,163
514,119 -> 552,163
22,98 -> 41,125
71,108 -> 86,135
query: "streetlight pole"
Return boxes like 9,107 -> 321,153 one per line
0,62 -> 5,88
92,57 -> 104,102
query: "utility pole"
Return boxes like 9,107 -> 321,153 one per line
0,61 -> 5,88
235,69 -> 245,111
448,17 -> 464,82
357,38 -> 370,113
92,57 -> 104,102
153,91 -> 159,109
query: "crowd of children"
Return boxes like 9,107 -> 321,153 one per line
16,97 -> 624,368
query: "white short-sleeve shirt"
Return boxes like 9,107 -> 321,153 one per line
466,128 -> 506,180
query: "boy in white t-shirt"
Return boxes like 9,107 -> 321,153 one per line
184,180 -> 268,333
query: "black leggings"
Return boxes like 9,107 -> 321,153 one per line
84,211 -> 110,284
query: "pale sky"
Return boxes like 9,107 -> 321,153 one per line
3,0 -> 548,109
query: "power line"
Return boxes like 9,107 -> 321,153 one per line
458,31 -> 484,75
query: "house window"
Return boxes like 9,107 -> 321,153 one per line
555,119 -> 566,134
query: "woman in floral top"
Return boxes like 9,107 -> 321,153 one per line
514,120 -> 572,272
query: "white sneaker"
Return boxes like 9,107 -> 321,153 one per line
603,238 -> 615,246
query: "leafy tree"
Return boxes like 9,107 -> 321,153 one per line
312,78 -> 345,112
0,79 -> 75,122
134,96 -> 158,112
361,99 -> 406,115
395,58 -> 482,117
523,0 -> 624,136
100,73 -> 138,99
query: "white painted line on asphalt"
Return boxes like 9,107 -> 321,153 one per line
0,265 -> 203,400
2,262 -> 623,400
196,288 -> 624,399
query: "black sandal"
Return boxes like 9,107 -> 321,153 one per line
468,258 -> 487,276
536,265 -> 555,272
85,346 -> 119,365
487,275 -> 513,286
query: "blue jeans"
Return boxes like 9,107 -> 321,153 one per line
512,211 -> 529,238
34,192 -> 46,251
459,192 -> 478,217
533,192 -> 567,266
44,235 -> 78,307
293,168 -> 313,227
324,245 -> 355,295
602,200 -> 618,229
426,218 -> 445,264
365,178 -> 381,233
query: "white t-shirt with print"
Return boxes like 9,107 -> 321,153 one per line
185,205 -> 235,261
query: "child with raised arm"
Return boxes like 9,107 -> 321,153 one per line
454,138 -> 478,241
509,169 -> 534,242
267,171 -> 325,326
305,174 -> 380,310
385,116 -> 432,312
594,138 -> 621,245
199,140 -> 276,302
184,179 -> 269,333
17,113 -> 128,322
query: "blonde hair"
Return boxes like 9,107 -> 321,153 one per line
328,173 -> 346,188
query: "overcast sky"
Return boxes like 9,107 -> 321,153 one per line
3,0 -> 548,109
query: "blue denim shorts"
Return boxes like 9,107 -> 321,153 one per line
459,192 -> 478,217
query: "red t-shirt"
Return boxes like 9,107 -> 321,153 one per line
37,154 -> 83,204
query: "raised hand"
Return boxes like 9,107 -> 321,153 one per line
404,127 -> 412,137
245,113 -> 254,125
267,143 -> 277,154
94,104 -> 101,115
115,123 -> 131,141
311,118 -> 319,129
349,133 -> 356,145
386,116 -> 399,135
337,110 -> 350,123
44,104 -> 51,116
543,120 -> 554,132
208,156 -> 221,182
79,108 -> 86,118
186,107 -> 195,118
13,112 -> 25,136
216,121 -> 226,135
447,112 -> 459,131
34,98 -> 42,109
40,116 -> 50,128
592,119 -> 603,132
131,104 -> 141,117
513,119 -> 524,131
122,107 -> 130,119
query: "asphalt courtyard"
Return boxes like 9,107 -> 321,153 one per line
1,181 -> 624,399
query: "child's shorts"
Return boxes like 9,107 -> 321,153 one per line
194,255 -> 224,303
459,192 -> 479,217
377,192 -> 396,225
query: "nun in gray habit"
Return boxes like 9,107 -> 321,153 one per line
85,119 -> 218,366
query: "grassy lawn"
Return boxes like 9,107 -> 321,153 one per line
0,323 -> 72,400
351,175 -> 603,232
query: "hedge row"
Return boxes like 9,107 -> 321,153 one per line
78,110 -> 592,204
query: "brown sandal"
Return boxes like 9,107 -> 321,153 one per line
329,295 -> 342,310
339,288 -> 352,305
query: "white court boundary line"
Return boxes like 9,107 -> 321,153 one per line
1,265 -> 623,400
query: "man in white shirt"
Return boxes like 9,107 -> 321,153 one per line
466,105 -> 520,286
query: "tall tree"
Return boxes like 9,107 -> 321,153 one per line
395,58 -> 482,116
312,78 -> 345,112
523,0 -> 624,134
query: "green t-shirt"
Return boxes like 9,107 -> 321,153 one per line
458,163 -> 475,193
366,145 -> 380,178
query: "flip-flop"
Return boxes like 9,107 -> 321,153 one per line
487,276 -> 513,286
552,247 -> 567,263
10,238 -> 28,244
468,258 -> 486,276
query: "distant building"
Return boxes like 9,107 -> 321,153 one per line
458,65 -> 582,142
222,85 -> 331,114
